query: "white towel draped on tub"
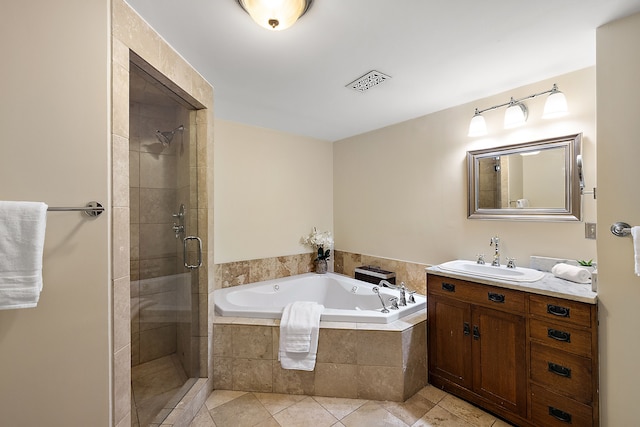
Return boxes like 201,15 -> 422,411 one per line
278,301 -> 324,371
0,201 -> 48,310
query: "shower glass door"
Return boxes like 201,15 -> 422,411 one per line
129,63 -> 201,427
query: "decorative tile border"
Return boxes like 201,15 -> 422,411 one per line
334,250 -> 429,296
214,253 -> 316,289
214,251 -> 428,296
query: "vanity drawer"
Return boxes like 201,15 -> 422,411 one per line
428,276 -> 525,313
530,342 -> 593,404
529,319 -> 593,358
529,294 -> 593,328
531,384 -> 593,427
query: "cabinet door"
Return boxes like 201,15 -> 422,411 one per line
428,295 -> 473,389
472,306 -> 527,417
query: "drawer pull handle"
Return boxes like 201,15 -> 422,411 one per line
442,282 -> 456,292
487,292 -> 505,303
547,304 -> 570,317
548,328 -> 571,342
463,322 -> 470,336
548,406 -> 572,423
473,325 -> 480,340
548,362 -> 572,378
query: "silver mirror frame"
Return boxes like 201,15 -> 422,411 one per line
467,133 -> 583,221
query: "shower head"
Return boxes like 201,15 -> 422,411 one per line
155,125 -> 184,146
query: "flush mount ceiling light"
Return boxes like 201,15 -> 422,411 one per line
236,0 -> 313,31
468,84 -> 568,137
346,70 -> 392,92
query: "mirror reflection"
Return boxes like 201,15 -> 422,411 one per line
468,134 -> 582,221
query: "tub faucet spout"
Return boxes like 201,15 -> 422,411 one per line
379,280 -> 407,306
379,279 -> 396,289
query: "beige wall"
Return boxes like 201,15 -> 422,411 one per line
0,1 -> 111,426
334,67 -> 597,266
596,12 -> 640,426
214,119 -> 333,263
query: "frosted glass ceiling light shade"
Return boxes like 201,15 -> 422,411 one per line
504,100 -> 528,129
468,110 -> 488,137
542,84 -> 568,118
237,0 -> 313,31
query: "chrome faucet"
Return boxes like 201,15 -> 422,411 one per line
379,280 -> 407,306
490,236 -> 500,266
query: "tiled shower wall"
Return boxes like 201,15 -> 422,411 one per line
130,75 -> 193,369
214,251 -> 428,294
130,77 -> 190,283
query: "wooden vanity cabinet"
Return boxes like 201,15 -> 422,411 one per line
528,294 -> 599,427
427,274 -> 599,427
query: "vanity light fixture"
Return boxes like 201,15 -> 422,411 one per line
503,98 -> 528,129
468,84 -> 568,137
236,0 -> 313,31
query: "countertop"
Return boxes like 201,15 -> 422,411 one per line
426,266 -> 597,304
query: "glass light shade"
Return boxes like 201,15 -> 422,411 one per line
239,0 -> 307,31
468,113 -> 487,137
504,103 -> 528,129
542,90 -> 568,118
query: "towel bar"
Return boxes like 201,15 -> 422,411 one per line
47,201 -> 104,217
611,221 -> 632,237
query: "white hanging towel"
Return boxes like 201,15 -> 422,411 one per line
0,201 -> 48,310
631,226 -> 640,276
278,301 -> 324,371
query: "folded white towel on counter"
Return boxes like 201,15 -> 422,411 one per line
632,226 -> 640,276
551,263 -> 591,284
278,301 -> 324,370
0,201 -> 48,310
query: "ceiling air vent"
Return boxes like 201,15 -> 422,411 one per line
346,70 -> 391,92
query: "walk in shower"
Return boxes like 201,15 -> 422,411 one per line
129,63 -> 202,426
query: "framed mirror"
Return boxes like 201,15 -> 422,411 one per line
467,133 -> 583,221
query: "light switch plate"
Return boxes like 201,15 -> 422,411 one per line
585,223 -> 597,239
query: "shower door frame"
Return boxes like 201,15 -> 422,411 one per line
111,2 -> 214,424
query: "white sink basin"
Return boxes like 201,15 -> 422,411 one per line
437,260 -> 545,282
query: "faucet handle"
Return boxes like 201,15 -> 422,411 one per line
476,254 -> 485,264
407,290 -> 416,304
506,257 -> 517,269
389,297 -> 400,310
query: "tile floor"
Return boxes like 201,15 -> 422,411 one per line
132,354 -> 189,427
188,385 -> 514,427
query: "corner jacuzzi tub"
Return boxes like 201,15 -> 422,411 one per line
213,272 -> 426,324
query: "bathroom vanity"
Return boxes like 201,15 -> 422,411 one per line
426,268 -> 598,427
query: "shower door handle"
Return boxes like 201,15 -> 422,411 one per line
183,236 -> 203,270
